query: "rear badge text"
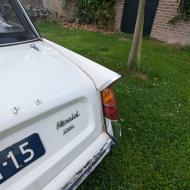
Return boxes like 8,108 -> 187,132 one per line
63,125 -> 76,135
56,111 -> 80,131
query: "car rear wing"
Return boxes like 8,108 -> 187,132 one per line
44,39 -> 121,91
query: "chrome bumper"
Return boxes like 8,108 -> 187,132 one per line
105,119 -> 122,143
61,139 -> 114,190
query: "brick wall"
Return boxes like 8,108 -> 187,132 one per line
41,0 -> 75,20
151,0 -> 190,45
115,0 -> 125,31
41,0 -> 124,28
42,0 -> 62,14
21,0 -> 44,8
61,1 -> 75,20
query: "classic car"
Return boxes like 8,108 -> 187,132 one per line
0,0 -> 121,189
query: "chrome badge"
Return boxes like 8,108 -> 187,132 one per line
12,107 -> 19,115
56,111 -> 80,131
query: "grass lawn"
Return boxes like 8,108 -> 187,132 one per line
37,22 -> 190,190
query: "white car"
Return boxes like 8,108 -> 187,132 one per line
0,1 -> 121,190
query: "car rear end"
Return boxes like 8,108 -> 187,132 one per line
0,0 -> 121,189
0,40 -> 121,190
41,84 -> 121,190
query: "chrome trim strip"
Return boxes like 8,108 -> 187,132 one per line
17,0 -> 41,39
0,39 -> 41,47
99,76 -> 121,91
0,0 -> 42,47
111,120 -> 122,142
61,139 -> 114,190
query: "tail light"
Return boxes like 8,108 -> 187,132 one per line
101,86 -> 118,121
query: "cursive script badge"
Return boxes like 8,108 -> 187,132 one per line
56,111 -> 80,130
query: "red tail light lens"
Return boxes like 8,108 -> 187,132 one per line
101,86 -> 118,120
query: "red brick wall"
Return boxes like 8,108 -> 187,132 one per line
115,0 -> 125,31
21,0 -> 44,8
61,1 -> 75,20
42,0 -> 124,28
41,0 -> 75,20
42,0 -> 62,14
151,0 -> 190,45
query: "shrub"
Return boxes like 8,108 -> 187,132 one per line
73,0 -> 115,28
60,0 -> 69,8
179,0 -> 190,20
169,0 -> 190,24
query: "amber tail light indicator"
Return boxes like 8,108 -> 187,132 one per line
101,86 -> 118,121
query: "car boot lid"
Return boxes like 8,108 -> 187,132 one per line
44,39 -> 121,90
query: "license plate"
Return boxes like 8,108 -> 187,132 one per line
0,134 -> 45,184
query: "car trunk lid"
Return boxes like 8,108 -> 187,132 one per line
0,41 -> 104,189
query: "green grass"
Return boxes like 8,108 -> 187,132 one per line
37,22 -> 190,190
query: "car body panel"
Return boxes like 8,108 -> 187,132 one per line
0,39 -> 121,189
0,1 -> 121,189
41,132 -> 112,190
44,39 -> 121,91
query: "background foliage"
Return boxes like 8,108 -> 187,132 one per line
38,21 -> 190,190
73,0 -> 115,27
170,0 -> 190,24
179,0 -> 190,20
60,0 -> 69,8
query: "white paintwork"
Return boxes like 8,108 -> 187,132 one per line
0,2 -> 121,189
42,132 -> 111,190
45,39 -> 121,90
0,40 -> 120,190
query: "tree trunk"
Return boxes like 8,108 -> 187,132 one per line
127,0 -> 145,71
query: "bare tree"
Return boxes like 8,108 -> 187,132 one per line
127,0 -> 145,71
